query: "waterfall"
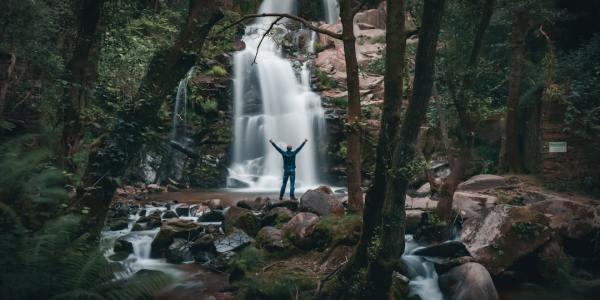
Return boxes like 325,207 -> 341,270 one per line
158,67 -> 195,183
227,0 -> 326,190
403,235 -> 445,300
323,0 -> 340,24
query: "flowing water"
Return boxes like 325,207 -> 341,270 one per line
227,0 -> 338,191
403,235 -> 445,300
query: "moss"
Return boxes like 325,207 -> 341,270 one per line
331,97 -> 348,108
315,68 -> 338,90
229,246 -> 266,274
207,65 -> 227,77
311,215 -> 363,249
237,264 -> 317,300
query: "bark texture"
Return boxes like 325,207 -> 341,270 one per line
502,10 -> 531,172
340,0 -> 363,212
60,0 -> 105,170
364,0 -> 446,298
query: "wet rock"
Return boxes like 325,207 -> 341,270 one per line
439,263 -> 499,300
413,240 -> 471,258
206,199 -> 223,210
262,207 -> 294,226
114,237 -> 134,254
213,228 -> 251,253
138,209 -> 147,217
132,211 -> 162,231
162,210 -> 178,219
299,186 -> 344,217
267,199 -> 299,211
150,219 -> 203,258
227,178 -> 250,188
256,226 -> 284,250
529,197 -> 600,239
460,205 -> 551,275
199,210 -> 225,222
457,174 -> 507,192
175,204 -> 190,217
223,206 -> 260,236
431,256 -> 475,274
166,238 -> 194,264
390,271 -> 410,300
453,191 -> 497,220
108,218 -> 129,231
237,197 -> 270,211
190,234 -> 217,254
405,210 -> 424,234
414,224 -> 453,244
283,212 -> 319,249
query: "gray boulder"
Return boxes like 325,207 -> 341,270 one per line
213,228 -> 251,253
439,263 -> 499,300
299,186 -> 344,217
256,226 -> 284,250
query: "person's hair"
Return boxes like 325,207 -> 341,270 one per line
287,145 -> 292,150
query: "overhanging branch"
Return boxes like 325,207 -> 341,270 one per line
216,13 -> 343,40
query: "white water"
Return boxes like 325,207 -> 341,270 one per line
323,0 -> 340,24
227,0 -> 330,191
403,235 -> 445,300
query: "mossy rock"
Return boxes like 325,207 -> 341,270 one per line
310,215 -> 363,249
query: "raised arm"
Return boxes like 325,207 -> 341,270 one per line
294,139 -> 308,154
269,139 -> 284,154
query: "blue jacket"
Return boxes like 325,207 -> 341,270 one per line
270,140 -> 307,171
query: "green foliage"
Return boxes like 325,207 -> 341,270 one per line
229,246 -> 266,274
314,42 -> 328,53
207,65 -> 228,77
361,51 -> 386,75
555,35 -> 600,140
311,215 -> 363,249
315,69 -> 339,90
370,35 -> 386,44
331,97 -> 349,108
237,265 -> 316,300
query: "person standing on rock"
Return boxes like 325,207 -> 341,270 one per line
269,138 -> 308,200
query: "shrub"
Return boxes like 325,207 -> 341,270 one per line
208,65 -> 227,77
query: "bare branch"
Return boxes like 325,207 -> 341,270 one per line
215,13 -> 343,40
251,16 -> 283,65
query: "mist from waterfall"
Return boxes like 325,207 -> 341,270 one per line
228,0 -> 337,190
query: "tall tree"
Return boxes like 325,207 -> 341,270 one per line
340,0 -> 363,212
334,0 -> 408,290
76,0 -> 224,236
60,0 -> 105,170
501,10 -> 531,172
364,0 -> 446,298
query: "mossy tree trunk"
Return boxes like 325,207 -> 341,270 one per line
77,0 -> 224,237
363,0 -> 446,298
334,0 -> 408,293
340,0 -> 363,213
60,0 -> 105,171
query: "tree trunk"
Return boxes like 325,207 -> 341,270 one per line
364,0 -> 446,298
0,52 -> 16,117
77,0 -> 223,237
502,10 -> 531,173
60,0 -> 105,171
334,0 -> 407,292
340,0 -> 363,212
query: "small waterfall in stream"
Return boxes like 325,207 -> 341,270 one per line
403,235 -> 445,300
227,0 -> 337,190
157,67 -> 195,184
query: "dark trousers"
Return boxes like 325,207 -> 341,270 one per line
280,169 -> 295,199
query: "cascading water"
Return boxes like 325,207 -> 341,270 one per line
227,0 -> 336,190
403,235 -> 445,300
323,0 -> 340,24
157,67 -> 195,184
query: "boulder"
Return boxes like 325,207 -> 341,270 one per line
299,186 -> 344,217
438,263 -> 499,300
457,174 -> 507,192
416,183 -> 431,195
166,238 -> 194,264
175,204 -> 190,217
150,219 -> 203,258
267,199 -> 299,211
237,197 -> 270,211
223,206 -> 260,236
529,197 -> 600,239
282,212 -> 320,249
213,228 -> 251,253
353,4 -> 386,29
114,237 -> 134,254
206,198 -> 223,210
108,218 -> 129,231
453,191 -> 497,220
460,205 -> 551,274
262,207 -> 294,226
162,210 -> 178,219
406,196 -> 438,210
132,211 -> 162,231
199,210 -> 225,222
413,241 -> 471,258
256,226 -> 284,250
190,234 -> 217,254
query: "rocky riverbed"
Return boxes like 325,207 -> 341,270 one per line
102,175 -> 600,299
